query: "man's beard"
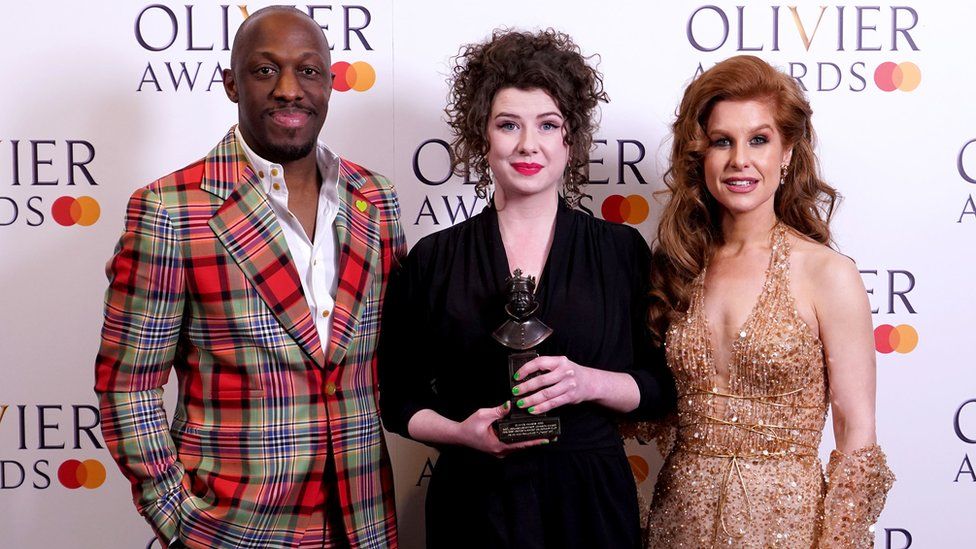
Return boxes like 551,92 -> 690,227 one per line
264,139 -> 316,163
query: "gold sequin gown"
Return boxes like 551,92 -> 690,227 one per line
637,225 -> 894,548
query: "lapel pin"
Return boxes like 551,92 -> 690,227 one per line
355,199 -> 368,213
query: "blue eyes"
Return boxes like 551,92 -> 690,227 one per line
497,121 -> 561,131
710,135 -> 769,147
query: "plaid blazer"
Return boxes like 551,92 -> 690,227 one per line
95,127 -> 404,548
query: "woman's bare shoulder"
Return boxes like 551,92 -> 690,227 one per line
786,232 -> 864,297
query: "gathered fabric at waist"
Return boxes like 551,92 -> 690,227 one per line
667,383 -> 826,545
673,383 -> 827,458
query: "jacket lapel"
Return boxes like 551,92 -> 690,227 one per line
327,161 -> 380,368
203,128 -> 325,368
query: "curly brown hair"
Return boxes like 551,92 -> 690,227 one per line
647,55 -> 839,345
445,28 -> 608,207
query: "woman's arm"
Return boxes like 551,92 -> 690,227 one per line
377,252 -> 439,438
507,357 -> 642,414
813,252 -> 878,453
407,405 -> 547,458
809,249 -> 895,548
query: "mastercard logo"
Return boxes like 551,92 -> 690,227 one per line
57,459 -> 106,489
874,62 -> 921,92
51,196 -> 100,227
628,454 -> 650,484
874,324 -> 918,354
602,194 -> 649,225
331,61 -> 376,92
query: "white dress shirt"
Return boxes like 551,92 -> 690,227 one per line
235,127 -> 340,348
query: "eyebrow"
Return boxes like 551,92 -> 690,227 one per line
708,123 -> 774,135
493,111 -> 564,120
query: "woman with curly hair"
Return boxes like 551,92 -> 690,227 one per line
633,55 -> 894,548
378,29 -> 676,548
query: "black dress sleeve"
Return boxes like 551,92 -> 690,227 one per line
377,242 -> 437,438
621,228 -> 677,420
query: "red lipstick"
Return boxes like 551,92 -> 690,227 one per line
511,162 -> 543,175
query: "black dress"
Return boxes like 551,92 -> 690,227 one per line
378,201 -> 676,549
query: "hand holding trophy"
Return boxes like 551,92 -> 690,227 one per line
492,269 -> 562,443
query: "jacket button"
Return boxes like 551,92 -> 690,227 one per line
325,382 -> 337,396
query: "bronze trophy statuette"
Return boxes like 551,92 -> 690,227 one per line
492,269 -> 561,443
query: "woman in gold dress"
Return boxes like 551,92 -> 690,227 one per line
633,55 -> 894,548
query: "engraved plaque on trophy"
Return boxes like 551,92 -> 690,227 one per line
491,269 -> 561,443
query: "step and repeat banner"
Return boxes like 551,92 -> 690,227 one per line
1,1 -> 973,547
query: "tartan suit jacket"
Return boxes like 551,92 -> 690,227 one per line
95,127 -> 404,548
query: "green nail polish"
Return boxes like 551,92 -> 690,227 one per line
513,372 -> 521,381
512,387 -> 520,395
528,406 -> 535,413
503,401 -> 510,410
517,399 -> 525,408
541,439 -> 550,444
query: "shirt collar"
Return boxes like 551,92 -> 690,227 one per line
234,126 -> 340,196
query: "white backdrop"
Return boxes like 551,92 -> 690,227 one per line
1,1 -> 973,548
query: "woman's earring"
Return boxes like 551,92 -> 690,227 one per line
780,163 -> 789,186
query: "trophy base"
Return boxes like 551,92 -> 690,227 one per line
497,416 -> 561,443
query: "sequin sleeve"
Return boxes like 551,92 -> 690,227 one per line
818,444 -> 895,549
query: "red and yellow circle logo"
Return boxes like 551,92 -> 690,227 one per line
51,196 -> 100,227
57,459 -> 106,489
874,324 -> 918,354
874,62 -> 921,92
628,454 -> 650,484
602,194 -> 649,225
331,61 -> 376,92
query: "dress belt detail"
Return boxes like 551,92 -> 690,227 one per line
675,383 -> 820,544
680,385 -> 821,409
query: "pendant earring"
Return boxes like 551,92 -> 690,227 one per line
779,163 -> 789,186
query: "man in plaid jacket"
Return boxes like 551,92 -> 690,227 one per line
95,7 -> 402,548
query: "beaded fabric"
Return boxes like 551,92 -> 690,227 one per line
639,224 -> 893,548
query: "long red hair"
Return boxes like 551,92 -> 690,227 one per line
648,55 -> 838,345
